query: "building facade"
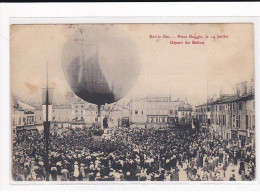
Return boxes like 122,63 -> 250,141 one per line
194,79 -> 255,148
11,93 -> 37,136
52,97 -> 130,129
129,96 -> 193,129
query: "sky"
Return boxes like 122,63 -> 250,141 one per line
10,24 -> 254,107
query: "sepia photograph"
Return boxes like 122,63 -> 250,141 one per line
10,23 -> 255,182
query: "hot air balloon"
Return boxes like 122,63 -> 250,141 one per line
62,25 -> 141,119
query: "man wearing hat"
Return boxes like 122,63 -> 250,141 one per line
88,172 -> 95,181
95,172 -> 102,181
50,166 -> 57,181
229,174 -> 236,181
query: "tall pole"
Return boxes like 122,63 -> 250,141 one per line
44,62 -> 50,181
46,63 -> 49,123
97,104 -> 101,128
206,80 -> 209,133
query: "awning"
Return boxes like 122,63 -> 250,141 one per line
24,125 -> 38,131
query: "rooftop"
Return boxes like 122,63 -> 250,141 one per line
53,104 -> 72,109
196,93 -> 254,108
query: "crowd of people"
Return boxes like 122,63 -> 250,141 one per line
12,126 -> 255,181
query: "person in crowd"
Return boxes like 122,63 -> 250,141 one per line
239,159 -> 245,175
229,174 -> 236,181
73,161 -> 80,180
50,166 -> 57,181
12,127 -> 255,181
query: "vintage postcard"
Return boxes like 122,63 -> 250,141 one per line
10,23 -> 255,182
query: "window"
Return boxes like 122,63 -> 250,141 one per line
246,115 -> 249,129
170,110 -> 173,114
236,115 -> 240,128
239,103 -> 243,111
248,115 -> 251,128
208,118 -> 210,125
232,115 -> 236,127
135,110 -> 138,115
142,111 -> 144,115
223,115 -> 226,126
227,104 -> 230,111
199,115 -> 202,123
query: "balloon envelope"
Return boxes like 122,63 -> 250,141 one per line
62,26 -> 141,105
